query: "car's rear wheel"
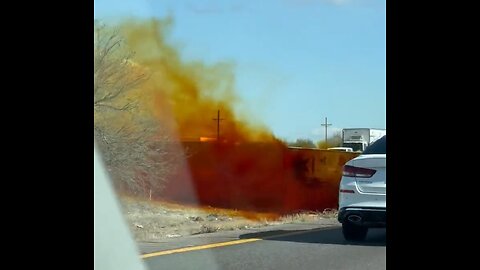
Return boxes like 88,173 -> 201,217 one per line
342,222 -> 368,241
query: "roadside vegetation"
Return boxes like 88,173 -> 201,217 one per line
94,21 -> 183,198
316,132 -> 343,149
120,197 -> 338,242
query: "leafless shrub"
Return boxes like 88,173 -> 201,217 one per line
94,21 -> 147,112
94,21 -> 182,197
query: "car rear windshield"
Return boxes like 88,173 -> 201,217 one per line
363,135 -> 386,154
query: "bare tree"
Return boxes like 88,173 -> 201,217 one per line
94,21 -> 180,197
94,118 -> 180,196
94,21 -> 147,112
317,131 -> 342,149
288,138 -> 317,148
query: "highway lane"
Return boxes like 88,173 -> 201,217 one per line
142,225 -> 386,270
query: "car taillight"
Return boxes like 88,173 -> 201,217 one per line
343,165 -> 376,178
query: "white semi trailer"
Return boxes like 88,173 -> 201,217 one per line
342,128 -> 386,152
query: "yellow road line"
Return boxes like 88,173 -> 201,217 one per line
141,238 -> 261,259
141,226 -> 336,259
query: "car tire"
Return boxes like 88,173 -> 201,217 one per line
342,222 -> 368,241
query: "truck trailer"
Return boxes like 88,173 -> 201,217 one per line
342,128 -> 386,152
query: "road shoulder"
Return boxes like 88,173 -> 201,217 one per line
138,220 -> 340,256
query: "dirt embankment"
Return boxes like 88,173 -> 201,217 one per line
119,197 -> 338,242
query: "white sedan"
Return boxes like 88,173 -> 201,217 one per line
337,135 -> 386,241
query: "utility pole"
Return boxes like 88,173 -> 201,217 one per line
212,110 -> 224,141
321,117 -> 332,147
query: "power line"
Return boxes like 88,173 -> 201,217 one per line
212,109 -> 224,141
321,117 -> 332,147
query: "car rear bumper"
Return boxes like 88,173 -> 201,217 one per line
338,207 -> 386,228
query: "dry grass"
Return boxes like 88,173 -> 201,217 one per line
279,209 -> 338,224
118,196 -> 338,242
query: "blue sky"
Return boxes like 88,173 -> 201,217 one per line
94,0 -> 386,142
